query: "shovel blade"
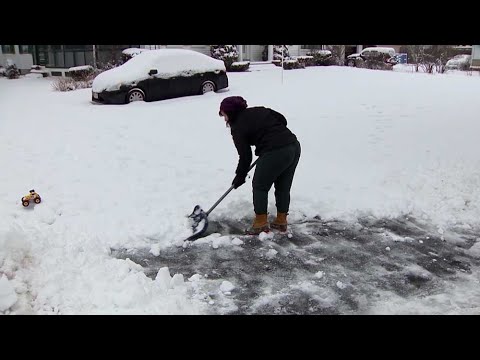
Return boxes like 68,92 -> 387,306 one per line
186,205 -> 209,241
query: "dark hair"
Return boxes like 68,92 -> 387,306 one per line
219,96 -> 248,116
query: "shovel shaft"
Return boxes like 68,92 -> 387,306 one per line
205,185 -> 234,216
205,159 -> 258,216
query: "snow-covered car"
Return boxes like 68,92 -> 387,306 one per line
445,54 -> 471,71
91,49 -> 229,104
346,47 -> 397,67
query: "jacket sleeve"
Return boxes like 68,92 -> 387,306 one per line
231,128 -> 252,178
269,108 -> 287,126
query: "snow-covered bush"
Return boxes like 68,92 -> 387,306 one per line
5,59 -> 20,79
273,45 -> 289,60
52,77 -> 93,92
229,61 -> 250,72
263,45 -> 291,62
306,50 -> 335,66
295,56 -> 315,67
67,65 -> 95,81
283,58 -> 304,70
210,45 -> 239,70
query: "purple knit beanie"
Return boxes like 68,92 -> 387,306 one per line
219,96 -> 248,116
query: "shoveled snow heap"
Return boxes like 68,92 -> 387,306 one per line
92,49 -> 226,93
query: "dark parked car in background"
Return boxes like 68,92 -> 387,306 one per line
92,49 -> 229,104
345,47 -> 397,68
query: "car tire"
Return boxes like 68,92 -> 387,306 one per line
35,197 -> 41,204
22,200 -> 29,207
347,59 -> 355,67
200,81 -> 216,94
127,89 -> 145,103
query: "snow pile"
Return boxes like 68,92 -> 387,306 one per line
0,275 -> 18,311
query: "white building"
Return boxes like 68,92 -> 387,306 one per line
471,45 -> 480,69
0,45 -> 34,74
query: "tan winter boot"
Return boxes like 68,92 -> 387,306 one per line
245,214 -> 270,235
271,212 -> 288,232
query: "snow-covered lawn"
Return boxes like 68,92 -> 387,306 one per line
1,65 -> 480,314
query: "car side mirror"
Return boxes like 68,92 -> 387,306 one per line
149,69 -> 158,76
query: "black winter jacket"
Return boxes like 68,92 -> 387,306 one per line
229,106 -> 297,178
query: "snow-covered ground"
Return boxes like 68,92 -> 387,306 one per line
1,65 -> 480,314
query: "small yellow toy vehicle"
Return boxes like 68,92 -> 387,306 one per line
22,189 -> 41,207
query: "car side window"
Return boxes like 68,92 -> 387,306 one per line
361,50 -> 371,58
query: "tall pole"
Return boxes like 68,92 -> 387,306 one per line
93,45 -> 97,68
281,45 -> 284,85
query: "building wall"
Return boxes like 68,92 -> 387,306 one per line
0,45 -> 33,73
472,45 -> 480,68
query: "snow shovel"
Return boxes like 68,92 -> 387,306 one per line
186,159 -> 258,241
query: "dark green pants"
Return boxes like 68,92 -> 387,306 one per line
252,140 -> 301,214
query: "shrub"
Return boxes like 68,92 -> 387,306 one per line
283,59 -> 304,70
5,59 -> 20,79
229,61 -> 250,72
355,56 -> 394,71
272,60 -> 282,67
210,45 -> 239,70
273,45 -> 289,60
67,65 -> 95,81
295,56 -> 315,67
307,50 -> 335,66
52,76 -> 94,92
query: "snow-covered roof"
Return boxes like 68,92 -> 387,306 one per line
92,49 -> 226,93
362,47 -> 396,55
231,61 -> 250,66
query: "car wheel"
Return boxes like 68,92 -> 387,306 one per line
347,59 -> 355,67
201,81 -> 216,94
35,197 -> 41,204
127,89 -> 145,103
22,200 -> 29,207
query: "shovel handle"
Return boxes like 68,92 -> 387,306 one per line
206,159 -> 258,216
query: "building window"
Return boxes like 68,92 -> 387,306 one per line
19,45 -> 33,54
65,51 -> 75,68
2,45 -> 15,54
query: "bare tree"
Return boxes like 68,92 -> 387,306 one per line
325,45 -> 345,65
338,45 -> 345,65
406,45 -> 452,74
